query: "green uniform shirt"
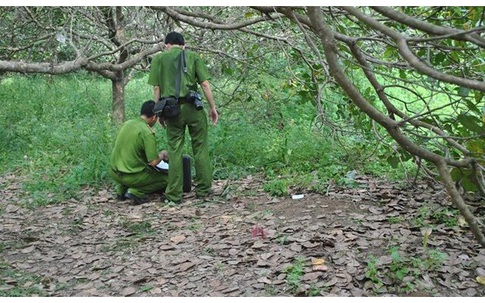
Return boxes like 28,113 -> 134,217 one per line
147,47 -> 211,98
110,118 -> 159,174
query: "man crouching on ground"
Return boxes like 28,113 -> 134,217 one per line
109,100 -> 168,205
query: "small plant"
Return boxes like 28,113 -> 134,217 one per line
68,218 -> 84,235
265,285 -> 278,296
0,263 -> 46,297
307,285 -> 321,296
423,249 -> 447,270
263,209 -> 273,217
122,220 -> 153,235
430,208 -> 459,227
62,206 -> 73,216
410,205 -> 431,227
188,218 -> 202,231
351,217 -> 364,224
263,178 -> 289,197
111,238 -> 139,252
278,235 -> 289,245
411,204 -> 459,228
364,255 -> 384,288
284,256 -> 306,292
245,201 -> 257,212
388,216 -> 404,224
366,247 -> 447,295
214,262 -> 224,272
139,285 -> 153,292
203,247 -> 214,256
389,247 -> 409,282
104,210 -> 114,216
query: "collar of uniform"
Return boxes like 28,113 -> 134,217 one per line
167,46 -> 183,54
146,124 -> 155,135
138,117 -> 156,134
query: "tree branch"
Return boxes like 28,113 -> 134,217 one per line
151,6 -> 275,30
342,6 -> 485,92
372,6 -> 485,48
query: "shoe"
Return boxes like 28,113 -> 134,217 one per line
125,192 -> 149,205
164,198 -> 181,205
115,194 -> 127,201
196,189 -> 214,199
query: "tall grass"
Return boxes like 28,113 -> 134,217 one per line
0,73 -> 411,206
1,73 -> 116,204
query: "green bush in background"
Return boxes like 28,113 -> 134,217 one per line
0,73 -> 412,206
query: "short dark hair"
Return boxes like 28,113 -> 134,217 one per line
140,100 -> 156,117
164,32 -> 185,46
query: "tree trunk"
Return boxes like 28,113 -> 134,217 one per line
305,6 -> 485,249
435,160 -> 485,248
112,75 -> 125,124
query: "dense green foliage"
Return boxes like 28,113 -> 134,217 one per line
0,72 -> 413,205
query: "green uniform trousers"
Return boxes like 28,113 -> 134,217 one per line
110,167 -> 168,198
165,103 -> 212,201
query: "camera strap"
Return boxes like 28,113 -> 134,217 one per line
182,50 -> 187,73
174,50 -> 185,100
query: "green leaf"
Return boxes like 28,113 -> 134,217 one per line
433,52 -> 446,65
466,139 -> 485,156
457,114 -> 484,134
465,99 -> 480,114
474,91 -> 484,103
450,167 -> 478,192
386,155 -> 400,168
384,46 -> 396,59
458,87 -> 470,97
450,51 -> 460,62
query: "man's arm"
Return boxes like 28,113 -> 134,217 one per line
147,150 -> 168,168
148,155 -> 162,167
200,80 -> 218,125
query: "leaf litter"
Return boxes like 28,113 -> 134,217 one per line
0,172 -> 484,296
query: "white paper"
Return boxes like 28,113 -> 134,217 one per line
157,160 -> 169,170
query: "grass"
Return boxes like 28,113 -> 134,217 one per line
0,73 -> 417,208
364,246 -> 447,295
284,256 -> 306,293
410,203 -> 460,229
0,262 -> 47,297
188,218 -> 202,231
121,220 -> 154,235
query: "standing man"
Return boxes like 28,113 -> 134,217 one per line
110,100 -> 168,205
148,31 -> 218,203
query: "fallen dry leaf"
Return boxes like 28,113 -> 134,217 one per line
121,286 -> 137,296
170,235 -> 186,244
179,262 -> 195,271
477,276 -> 485,286
311,258 -> 325,265
257,277 -> 272,284
458,216 -> 468,227
312,265 -> 329,271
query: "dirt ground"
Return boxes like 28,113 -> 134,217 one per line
1,173 -> 485,297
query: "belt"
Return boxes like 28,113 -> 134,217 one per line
178,97 -> 189,104
160,96 -> 190,104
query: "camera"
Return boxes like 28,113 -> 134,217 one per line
187,91 -> 203,110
